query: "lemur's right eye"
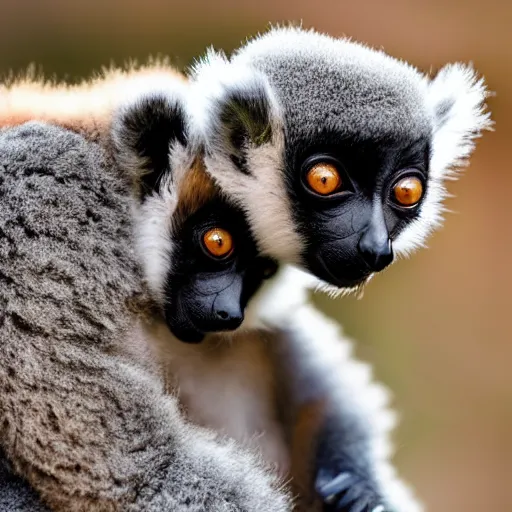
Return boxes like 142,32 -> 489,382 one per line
202,228 -> 234,259
306,162 -> 342,196
392,175 -> 424,207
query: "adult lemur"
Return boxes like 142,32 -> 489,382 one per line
0,96 -> 294,512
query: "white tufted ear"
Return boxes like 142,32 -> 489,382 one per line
187,50 -> 302,264
111,81 -> 193,303
427,63 -> 492,181
393,64 -> 492,259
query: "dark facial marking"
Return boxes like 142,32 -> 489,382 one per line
164,197 -> 277,343
284,130 -> 430,287
214,82 -> 273,175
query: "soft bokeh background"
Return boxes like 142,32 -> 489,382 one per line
1,1 -> 510,510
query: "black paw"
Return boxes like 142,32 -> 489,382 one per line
315,468 -> 390,512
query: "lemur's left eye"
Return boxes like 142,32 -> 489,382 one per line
202,228 -> 234,258
392,176 -> 424,207
306,163 -> 342,196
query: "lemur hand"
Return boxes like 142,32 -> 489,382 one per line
316,468 -> 391,512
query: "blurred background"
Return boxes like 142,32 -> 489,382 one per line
1,1 -> 509,510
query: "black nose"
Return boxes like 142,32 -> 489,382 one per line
210,299 -> 244,331
358,231 -> 393,272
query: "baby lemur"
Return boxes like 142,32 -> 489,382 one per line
0,118 -> 291,511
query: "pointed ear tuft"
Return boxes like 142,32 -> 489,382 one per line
427,63 -> 493,179
112,89 -> 187,196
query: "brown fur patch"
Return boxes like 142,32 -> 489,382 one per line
173,158 -> 218,228
290,399 -> 326,512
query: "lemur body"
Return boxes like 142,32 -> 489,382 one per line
1,65 -> 421,511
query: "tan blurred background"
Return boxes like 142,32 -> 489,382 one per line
1,1 -> 510,510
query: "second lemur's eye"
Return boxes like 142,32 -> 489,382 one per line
202,228 -> 234,258
393,176 -> 424,207
306,163 -> 342,196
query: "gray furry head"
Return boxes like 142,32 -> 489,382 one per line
190,26 -> 492,291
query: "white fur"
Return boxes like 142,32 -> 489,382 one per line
130,142 -> 197,301
112,86 -> 196,301
394,64 -> 492,258
131,175 -> 177,301
147,319 -> 290,476
189,51 -> 303,263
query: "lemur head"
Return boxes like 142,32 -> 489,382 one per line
112,83 -> 277,343
189,27 -> 491,291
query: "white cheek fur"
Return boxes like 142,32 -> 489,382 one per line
132,176 -> 177,302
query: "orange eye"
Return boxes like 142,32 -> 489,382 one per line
393,176 -> 424,207
306,163 -> 342,196
202,228 -> 234,258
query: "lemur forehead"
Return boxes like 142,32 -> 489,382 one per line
233,28 -> 431,141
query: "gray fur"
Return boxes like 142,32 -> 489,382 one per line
232,28 -> 431,142
0,122 -> 291,511
0,449 -> 49,511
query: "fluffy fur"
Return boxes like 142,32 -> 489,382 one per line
0,448 -> 49,511
145,268 -> 424,512
0,122 -> 292,512
189,26 -> 492,275
188,51 -> 301,263
0,62 -> 186,144
112,88 -> 424,511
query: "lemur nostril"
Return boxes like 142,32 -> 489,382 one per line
217,310 -> 229,320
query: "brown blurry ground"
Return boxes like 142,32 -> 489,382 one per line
1,1 -> 510,510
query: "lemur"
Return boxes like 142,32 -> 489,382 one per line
188,26 -> 492,296
0,26 -> 491,510
1,64 -> 420,511
0,94 -> 292,511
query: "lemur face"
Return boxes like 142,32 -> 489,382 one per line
286,135 -> 430,289
113,89 -> 277,343
190,27 -> 490,291
163,196 -> 277,343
